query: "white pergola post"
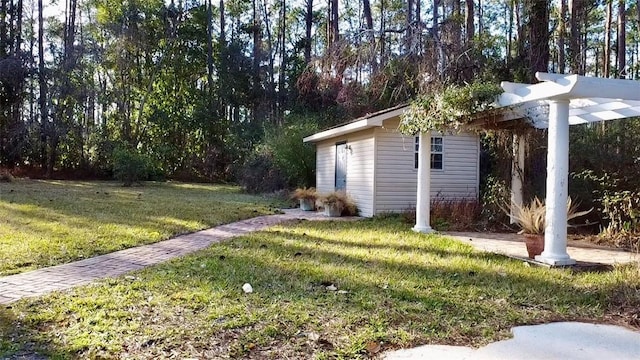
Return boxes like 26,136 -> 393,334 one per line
413,131 -> 433,233
536,100 -> 575,265
510,133 -> 525,224
496,72 -> 640,266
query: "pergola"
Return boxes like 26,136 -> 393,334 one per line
414,72 -> 640,265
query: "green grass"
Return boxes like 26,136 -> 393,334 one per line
1,217 -> 639,359
0,180 -> 283,275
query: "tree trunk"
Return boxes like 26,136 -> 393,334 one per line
526,0 -> 550,80
261,0 -> 276,120
304,0 -> 312,63
406,0 -> 413,54
278,0 -> 286,122
0,0 -> 7,56
379,0 -> 386,65
617,0 -> 626,78
569,0 -> 582,74
604,0 -> 612,77
328,0 -> 338,46
362,0 -> 376,72
433,0 -> 444,74
219,0 -> 225,43
252,0 -> 261,123
558,0 -> 566,73
478,0 -> 483,35
451,0 -> 462,53
507,0 -> 513,64
206,0 -> 214,98
465,0 -> 475,43
38,0 -> 47,169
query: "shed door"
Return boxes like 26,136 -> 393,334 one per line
335,143 -> 347,191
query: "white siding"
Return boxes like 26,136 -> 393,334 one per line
374,118 -> 479,214
314,129 -> 376,217
315,142 -> 335,195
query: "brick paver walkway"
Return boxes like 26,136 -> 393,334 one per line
0,209 -> 355,305
2,213 -> 637,304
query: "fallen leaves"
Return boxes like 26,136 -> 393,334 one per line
365,341 -> 382,355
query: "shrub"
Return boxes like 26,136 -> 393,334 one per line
112,147 -> 150,187
431,198 -> 482,231
0,169 -> 14,182
239,149 -> 287,194
480,175 -> 510,227
265,116 -> 318,188
601,190 -> 640,234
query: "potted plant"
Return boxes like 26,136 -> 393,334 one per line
510,197 -> 591,259
292,187 -> 317,211
318,191 -> 357,217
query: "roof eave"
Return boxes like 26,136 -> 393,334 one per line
303,107 -> 407,143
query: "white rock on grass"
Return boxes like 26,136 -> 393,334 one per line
242,283 -> 253,293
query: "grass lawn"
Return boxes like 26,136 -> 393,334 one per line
1,217 -> 639,359
0,179 -> 283,275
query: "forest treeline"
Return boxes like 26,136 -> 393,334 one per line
0,0 -> 639,186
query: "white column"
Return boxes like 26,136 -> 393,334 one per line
536,99 -> 575,265
510,133 -> 525,224
414,132 -> 433,233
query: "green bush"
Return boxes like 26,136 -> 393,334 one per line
264,116 -> 318,188
0,169 -> 14,182
480,175 -> 510,226
112,147 -> 150,187
601,190 -> 640,234
239,148 -> 287,193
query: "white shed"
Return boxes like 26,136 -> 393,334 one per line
303,105 -> 480,217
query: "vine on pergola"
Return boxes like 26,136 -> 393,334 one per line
399,82 -> 503,135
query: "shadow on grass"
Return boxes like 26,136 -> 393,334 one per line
0,306 -> 64,359
0,180 -> 281,274
4,218 -> 639,358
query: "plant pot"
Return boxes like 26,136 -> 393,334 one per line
524,234 -> 545,259
324,203 -> 343,217
299,198 -> 316,211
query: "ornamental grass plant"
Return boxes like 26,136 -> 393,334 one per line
509,197 -> 592,235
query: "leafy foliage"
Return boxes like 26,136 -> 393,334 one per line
399,82 -> 503,135
601,191 -> 640,235
480,175 -> 511,227
264,117 -> 318,188
239,148 -> 287,194
112,146 -> 152,186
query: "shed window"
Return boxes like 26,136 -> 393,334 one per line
414,136 -> 444,170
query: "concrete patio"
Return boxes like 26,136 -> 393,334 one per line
445,231 -> 639,266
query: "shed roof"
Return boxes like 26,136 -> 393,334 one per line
302,104 -> 408,143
